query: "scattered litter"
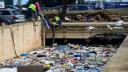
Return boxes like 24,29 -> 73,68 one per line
20,53 -> 29,57
87,26 -> 96,30
0,43 -> 118,72
47,11 -> 127,22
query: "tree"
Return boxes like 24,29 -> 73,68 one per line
28,0 -> 58,7
27,0 -> 75,20
28,0 -> 36,4
59,0 -> 75,21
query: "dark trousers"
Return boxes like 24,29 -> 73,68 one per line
35,9 -> 40,20
56,20 -> 62,27
36,9 -> 40,16
28,8 -> 36,21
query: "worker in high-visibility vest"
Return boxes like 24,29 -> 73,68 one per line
54,16 -> 62,28
28,4 -> 36,20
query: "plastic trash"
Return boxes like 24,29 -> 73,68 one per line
0,67 -> 17,72
89,53 -> 96,57
53,43 -> 58,47
37,54 -> 46,57
44,64 -> 51,70
46,70 -> 53,72
68,61 -> 74,69
74,52 -> 81,60
0,45 -> 116,72
87,26 -> 95,30
76,69 -> 87,72
20,53 -> 29,56
89,68 -> 101,72
75,66 -> 87,72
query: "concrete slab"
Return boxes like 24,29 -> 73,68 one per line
103,34 -> 128,72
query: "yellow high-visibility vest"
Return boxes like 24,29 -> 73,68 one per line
29,4 -> 36,11
55,16 -> 60,22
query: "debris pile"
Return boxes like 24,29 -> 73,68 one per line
85,11 -> 120,22
0,44 -> 118,72
48,11 -> 128,22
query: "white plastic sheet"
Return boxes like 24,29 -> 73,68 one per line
0,67 -> 17,72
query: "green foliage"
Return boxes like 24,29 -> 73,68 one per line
78,0 -> 85,4
28,0 -> 75,6
28,0 -> 36,4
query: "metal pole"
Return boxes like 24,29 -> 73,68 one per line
52,24 -> 55,47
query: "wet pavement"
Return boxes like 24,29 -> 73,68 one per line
0,44 -> 118,72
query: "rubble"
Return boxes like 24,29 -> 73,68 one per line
48,11 -> 128,22
0,44 -> 118,72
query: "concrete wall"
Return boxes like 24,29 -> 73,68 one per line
103,34 -> 128,72
46,32 -> 96,39
0,22 -> 42,61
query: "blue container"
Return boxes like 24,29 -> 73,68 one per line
20,53 -> 29,56
74,53 -> 81,60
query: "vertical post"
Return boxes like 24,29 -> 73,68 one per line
42,26 -> 46,47
10,27 -> 17,57
40,14 -> 46,47
52,24 -> 55,47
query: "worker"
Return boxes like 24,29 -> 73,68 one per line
28,4 -> 36,20
54,16 -> 62,28
35,1 -> 40,20
107,18 -> 124,30
51,16 -> 61,46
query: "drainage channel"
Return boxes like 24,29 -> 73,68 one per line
42,33 -> 126,72
0,34 -> 126,72
46,33 -> 126,47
